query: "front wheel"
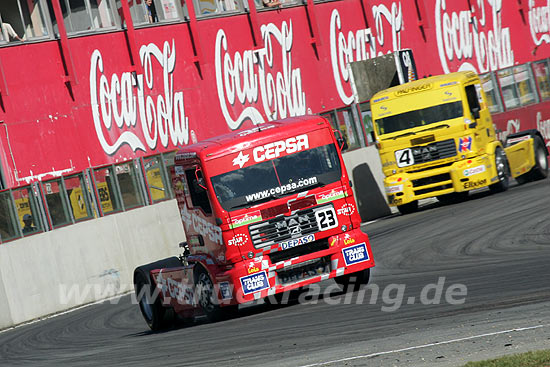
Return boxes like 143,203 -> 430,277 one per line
489,148 -> 509,193
397,200 -> 418,215
335,268 -> 371,292
194,267 -> 237,322
437,192 -> 468,205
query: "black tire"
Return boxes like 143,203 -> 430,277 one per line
194,266 -> 237,322
264,288 -> 304,306
531,136 -> 549,180
437,192 -> 468,205
397,200 -> 418,215
489,147 -> 509,193
335,268 -> 371,292
134,257 -> 183,331
134,269 -> 167,331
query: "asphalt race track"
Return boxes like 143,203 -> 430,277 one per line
1,179 -> 549,367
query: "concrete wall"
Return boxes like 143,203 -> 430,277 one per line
0,149 -> 390,330
342,146 -> 386,195
0,200 -> 185,329
342,146 -> 391,219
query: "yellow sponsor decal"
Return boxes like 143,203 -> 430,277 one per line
463,179 -> 487,189
15,198 -> 32,228
69,187 -> 88,220
97,182 -> 114,213
395,83 -> 432,96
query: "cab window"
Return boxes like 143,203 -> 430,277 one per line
184,167 -> 212,215
465,85 -> 480,117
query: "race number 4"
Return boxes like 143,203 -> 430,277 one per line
315,206 -> 338,231
395,148 -> 415,167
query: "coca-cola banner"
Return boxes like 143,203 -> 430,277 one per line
0,0 -> 548,188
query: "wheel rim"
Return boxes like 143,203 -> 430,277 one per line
495,150 -> 506,180
139,290 -> 154,321
197,273 -> 215,313
538,146 -> 548,170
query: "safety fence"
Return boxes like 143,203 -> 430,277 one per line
0,151 -> 175,244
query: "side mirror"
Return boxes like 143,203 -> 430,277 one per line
471,107 -> 480,120
369,131 -> 376,143
194,167 -> 207,191
333,129 -> 349,152
337,136 -> 348,151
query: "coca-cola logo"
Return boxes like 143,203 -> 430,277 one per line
215,21 -> 306,130
330,5 -> 403,105
435,0 -> 514,74
529,0 -> 550,46
90,40 -> 189,156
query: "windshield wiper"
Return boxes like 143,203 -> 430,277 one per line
389,131 -> 416,140
229,193 -> 281,210
416,124 -> 451,133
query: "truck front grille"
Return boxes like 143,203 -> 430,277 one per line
412,173 -> 451,187
411,139 -> 456,164
249,207 -> 320,249
268,238 -> 330,263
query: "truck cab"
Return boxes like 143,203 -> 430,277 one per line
134,116 -> 375,329
370,71 -> 546,214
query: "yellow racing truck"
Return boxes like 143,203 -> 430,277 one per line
370,71 -> 549,214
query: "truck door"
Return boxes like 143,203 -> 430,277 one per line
465,83 -> 494,146
181,165 -> 223,259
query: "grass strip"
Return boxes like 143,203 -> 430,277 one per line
463,350 -> 550,367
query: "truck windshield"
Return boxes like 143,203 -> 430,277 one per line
376,101 -> 463,135
211,144 -> 342,211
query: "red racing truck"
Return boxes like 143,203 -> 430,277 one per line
134,116 -> 375,330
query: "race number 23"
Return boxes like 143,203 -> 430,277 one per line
395,148 -> 415,167
315,207 -> 338,231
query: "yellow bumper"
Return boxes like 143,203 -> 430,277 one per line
384,155 -> 499,206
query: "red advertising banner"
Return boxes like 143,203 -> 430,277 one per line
0,0 -> 548,188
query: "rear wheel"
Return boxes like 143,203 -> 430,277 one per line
489,147 -> 509,193
531,136 -> 549,180
397,200 -> 418,215
515,136 -> 548,184
134,269 -> 167,331
335,268 -> 371,292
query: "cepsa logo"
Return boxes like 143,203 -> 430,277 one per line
253,134 -> 309,163
337,203 -> 355,216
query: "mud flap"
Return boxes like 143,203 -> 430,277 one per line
504,139 -> 535,178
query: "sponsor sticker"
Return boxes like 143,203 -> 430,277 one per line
280,234 -> 315,250
219,282 -> 232,300
385,184 -> 404,194
342,243 -> 370,266
463,179 -> 487,189
228,233 -> 248,246
232,151 -> 250,168
463,165 -> 486,177
230,211 -> 262,229
315,187 -> 347,204
395,83 -> 432,96
459,136 -> 473,152
507,135 -> 530,145
240,271 -> 270,295
337,203 -> 356,216
343,233 -> 356,246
